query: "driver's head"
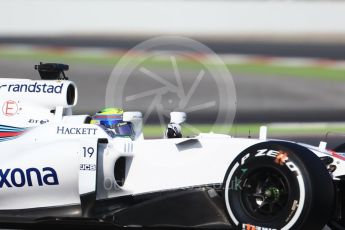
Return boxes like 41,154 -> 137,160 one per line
91,107 -> 134,137
91,107 -> 124,128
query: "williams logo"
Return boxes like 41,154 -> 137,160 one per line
5,83 -> 63,94
0,167 -> 59,188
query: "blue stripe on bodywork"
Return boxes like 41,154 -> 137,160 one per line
0,125 -> 26,132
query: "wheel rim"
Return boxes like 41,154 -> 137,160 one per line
241,167 -> 289,219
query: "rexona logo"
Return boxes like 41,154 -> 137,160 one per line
242,224 -> 277,230
0,167 -> 59,188
6,83 -> 64,94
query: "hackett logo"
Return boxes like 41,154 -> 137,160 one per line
57,126 -> 97,135
6,83 -> 63,94
0,167 -> 59,188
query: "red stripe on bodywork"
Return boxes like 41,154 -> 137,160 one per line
329,150 -> 345,161
0,131 -> 23,138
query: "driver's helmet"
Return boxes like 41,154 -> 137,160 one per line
91,107 -> 134,138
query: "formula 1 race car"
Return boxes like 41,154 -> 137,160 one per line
0,63 -> 344,230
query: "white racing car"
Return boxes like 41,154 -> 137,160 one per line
0,63 -> 344,229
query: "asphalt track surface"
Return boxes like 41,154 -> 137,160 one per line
1,37 -> 345,123
1,36 -> 345,59
1,59 -> 345,124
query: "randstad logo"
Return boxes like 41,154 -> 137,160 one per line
7,83 -> 63,94
0,167 -> 59,188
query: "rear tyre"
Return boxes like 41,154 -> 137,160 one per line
223,141 -> 334,230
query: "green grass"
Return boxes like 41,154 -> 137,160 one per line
143,124 -> 233,138
143,123 -> 345,138
1,49 -> 345,80
228,63 -> 345,81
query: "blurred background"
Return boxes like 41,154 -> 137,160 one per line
1,0 -> 345,147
